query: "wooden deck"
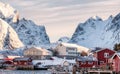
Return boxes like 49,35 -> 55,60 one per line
88,70 -> 113,74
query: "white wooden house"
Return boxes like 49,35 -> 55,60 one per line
54,42 -> 89,56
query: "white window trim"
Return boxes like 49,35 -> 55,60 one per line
104,53 -> 109,58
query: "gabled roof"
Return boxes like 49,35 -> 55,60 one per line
26,46 -> 50,53
110,53 -> 120,60
91,48 -> 115,53
13,57 -> 32,61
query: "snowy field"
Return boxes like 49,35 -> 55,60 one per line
0,70 -> 51,74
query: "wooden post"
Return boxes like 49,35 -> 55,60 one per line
72,65 -> 77,74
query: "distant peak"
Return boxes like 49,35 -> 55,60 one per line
95,16 -> 102,21
0,2 -> 19,23
86,16 -> 102,22
58,36 -> 70,43
86,17 -> 95,23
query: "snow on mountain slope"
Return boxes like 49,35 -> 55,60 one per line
10,18 -> 50,46
107,13 -> 120,43
0,2 -> 50,47
0,18 -> 24,50
58,36 -> 70,42
69,16 -> 116,49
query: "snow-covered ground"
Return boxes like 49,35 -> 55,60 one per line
32,57 -> 76,66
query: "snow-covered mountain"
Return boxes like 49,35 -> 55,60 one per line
69,15 -> 119,49
58,36 -> 70,43
0,2 -> 50,48
10,18 -> 50,46
0,18 -> 24,50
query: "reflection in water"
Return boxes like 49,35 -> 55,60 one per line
0,70 -> 51,74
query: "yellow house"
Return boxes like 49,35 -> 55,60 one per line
24,47 -> 52,59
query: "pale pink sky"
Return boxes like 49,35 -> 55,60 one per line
1,0 -> 120,42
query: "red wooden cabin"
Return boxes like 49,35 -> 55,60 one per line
13,57 -> 32,66
93,48 -> 115,66
76,56 -> 97,69
109,53 -> 120,73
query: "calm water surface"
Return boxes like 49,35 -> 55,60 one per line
0,70 -> 51,74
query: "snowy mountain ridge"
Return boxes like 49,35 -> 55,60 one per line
0,2 -> 50,50
70,14 -> 120,49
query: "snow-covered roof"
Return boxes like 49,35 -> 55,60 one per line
117,52 -> 120,56
32,57 -> 76,66
27,46 -> 50,53
0,54 -> 6,59
91,48 -> 115,53
77,56 -> 97,61
60,42 -> 89,53
7,56 -> 21,59
61,42 -> 79,48
110,53 -> 120,60
13,57 -> 32,61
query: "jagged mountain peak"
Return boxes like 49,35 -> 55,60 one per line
69,14 -> 120,49
0,2 -> 19,24
95,16 -> 103,21
0,2 -> 15,18
86,16 -> 102,23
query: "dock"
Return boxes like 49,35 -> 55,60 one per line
88,70 -> 113,74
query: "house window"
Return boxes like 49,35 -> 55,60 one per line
66,49 -> 68,52
100,61 -> 104,64
104,53 -> 109,58
88,61 -> 93,64
81,62 -> 86,64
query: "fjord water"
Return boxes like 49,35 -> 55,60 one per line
0,70 -> 51,74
